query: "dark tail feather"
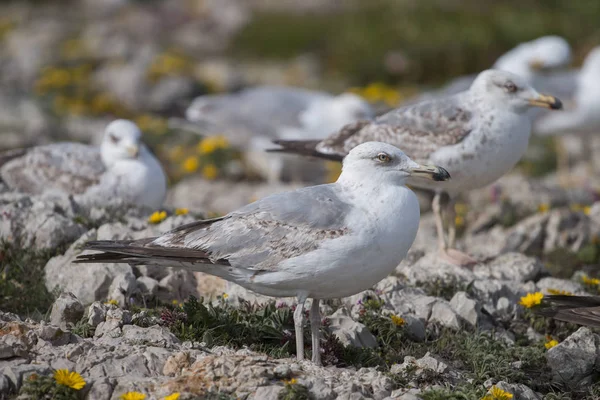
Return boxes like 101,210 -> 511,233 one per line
536,295 -> 600,328
267,139 -> 344,162
74,239 -> 230,266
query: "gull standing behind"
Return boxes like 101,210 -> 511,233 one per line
74,142 -> 450,365
271,70 -> 562,266
185,86 -> 373,183
533,46 -> 600,178
0,119 -> 167,209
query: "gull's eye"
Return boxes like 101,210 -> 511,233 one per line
376,153 -> 391,163
504,81 -> 518,93
109,133 -> 119,144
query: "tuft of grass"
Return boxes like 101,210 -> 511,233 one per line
0,241 -> 65,319
278,382 -> 312,400
418,278 -> 473,301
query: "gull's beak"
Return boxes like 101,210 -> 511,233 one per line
528,94 -> 563,110
409,164 -> 451,182
529,59 -> 545,71
126,145 -> 139,158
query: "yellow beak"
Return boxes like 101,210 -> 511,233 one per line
529,94 -> 563,110
529,59 -> 545,70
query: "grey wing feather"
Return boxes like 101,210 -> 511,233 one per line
186,86 -> 329,142
153,184 -> 351,270
0,142 -> 104,195
318,96 -> 472,163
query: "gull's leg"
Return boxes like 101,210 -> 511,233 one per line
309,299 -> 321,365
431,193 -> 447,252
294,294 -> 308,361
434,194 -> 477,268
446,198 -> 457,249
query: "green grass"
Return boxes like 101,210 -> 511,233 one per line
231,0 -> 600,86
0,241 -> 65,319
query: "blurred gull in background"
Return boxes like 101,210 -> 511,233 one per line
185,85 -> 374,183
0,119 -> 167,209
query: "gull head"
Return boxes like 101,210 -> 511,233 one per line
526,35 -> 571,71
470,69 -> 562,113
340,142 -> 450,186
494,36 -> 571,78
100,119 -> 144,168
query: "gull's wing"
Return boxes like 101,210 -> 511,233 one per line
186,86 -> 329,143
315,96 -> 473,163
0,142 -> 104,195
537,295 -> 600,328
77,184 -> 351,271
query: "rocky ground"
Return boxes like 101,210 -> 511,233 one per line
3,169 -> 600,400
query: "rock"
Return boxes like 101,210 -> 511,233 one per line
163,352 -> 191,377
544,209 -> 591,253
147,76 -> 196,112
402,315 -> 426,342
121,325 -> 181,348
0,193 -> 86,249
546,327 -> 600,388
107,271 -> 138,307
94,307 -> 132,338
495,381 -> 541,400
429,301 -> 460,329
2,364 -> 52,393
137,276 -> 159,297
49,292 -> 84,331
158,270 -> 200,302
327,308 -> 377,348
503,213 -> 549,254
88,302 -> 108,328
45,230 -> 134,305
249,385 -> 284,400
396,252 -> 475,285
474,253 -> 545,282
536,277 -> 586,295
450,291 -> 481,327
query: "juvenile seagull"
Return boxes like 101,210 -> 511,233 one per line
272,70 -> 562,266
0,119 -> 167,209
185,86 -> 373,182
75,142 -> 450,365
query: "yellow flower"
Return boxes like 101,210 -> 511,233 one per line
545,338 -> 559,349
390,315 -> 405,326
168,145 -> 185,161
482,386 -> 513,400
283,378 -> 298,385
547,288 -> 572,296
325,161 -> 342,183
105,299 -> 119,306
519,292 -> 543,308
383,89 -> 401,107
571,204 -> 584,213
148,210 -> 167,224
54,369 -> 86,390
582,274 -> 600,286
455,215 -> 465,228
164,393 -> 180,400
175,208 -> 189,216
182,156 -> 199,173
222,293 -> 229,299
202,164 -> 219,180
198,136 -> 229,154
537,203 -> 550,213
120,392 -> 146,400
584,206 -> 592,216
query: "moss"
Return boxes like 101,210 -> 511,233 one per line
0,241 -> 65,319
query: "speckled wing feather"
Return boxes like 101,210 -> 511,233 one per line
316,96 -> 473,163
0,142 -> 104,195
77,184 -> 351,271
537,295 -> 600,328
